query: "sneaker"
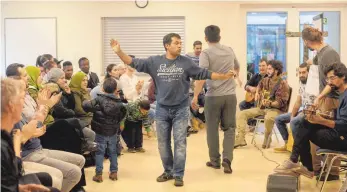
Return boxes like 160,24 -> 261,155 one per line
316,173 -> 339,181
274,159 -> 300,174
174,176 -> 184,187
274,144 -> 288,153
127,148 -> 136,153
109,172 -> 118,181
156,173 -> 174,182
135,147 -> 146,153
222,158 -> 232,174
234,137 -> 247,149
293,165 -> 314,179
93,174 -> 103,183
206,161 -> 221,169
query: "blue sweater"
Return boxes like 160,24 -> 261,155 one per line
335,89 -> 347,136
131,55 -> 212,107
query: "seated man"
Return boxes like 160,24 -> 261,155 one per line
234,60 -> 290,149
274,62 -> 315,152
240,58 -> 268,128
240,58 -> 268,111
274,62 -> 347,178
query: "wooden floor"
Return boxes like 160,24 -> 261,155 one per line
84,129 -> 343,192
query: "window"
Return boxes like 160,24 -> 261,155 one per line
246,12 -> 287,80
102,17 -> 185,74
299,11 -> 340,64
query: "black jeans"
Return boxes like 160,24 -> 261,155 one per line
122,120 -> 143,149
290,120 -> 347,171
20,173 -> 60,192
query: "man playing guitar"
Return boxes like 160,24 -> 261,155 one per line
235,60 -> 290,149
240,58 -> 268,111
275,62 -> 347,180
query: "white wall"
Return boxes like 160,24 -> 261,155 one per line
1,1 -> 347,111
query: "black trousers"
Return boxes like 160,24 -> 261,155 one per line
290,120 -> 347,171
122,120 -> 143,149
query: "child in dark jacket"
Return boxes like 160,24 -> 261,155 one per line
82,78 -> 127,183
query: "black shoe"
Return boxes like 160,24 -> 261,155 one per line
222,158 -> 232,174
314,169 -> 322,176
316,174 -> 339,181
156,173 -> 174,182
174,176 -> 184,187
206,161 -> 221,169
72,187 -> 86,192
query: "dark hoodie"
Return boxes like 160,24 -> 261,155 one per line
82,93 -> 127,136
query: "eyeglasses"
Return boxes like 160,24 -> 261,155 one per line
325,75 -> 337,82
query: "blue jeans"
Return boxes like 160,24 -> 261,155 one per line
148,109 -> 156,124
155,104 -> 189,177
95,133 -> 118,174
275,112 -> 304,141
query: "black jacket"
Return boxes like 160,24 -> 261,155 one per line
83,94 -> 127,136
87,72 -> 100,89
244,73 -> 267,90
52,91 -> 76,119
1,130 -> 22,192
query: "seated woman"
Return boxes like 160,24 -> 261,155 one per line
22,66 -> 87,192
1,78 -> 59,192
45,68 -> 96,152
69,72 -> 93,128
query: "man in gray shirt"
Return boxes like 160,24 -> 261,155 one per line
192,25 -> 240,174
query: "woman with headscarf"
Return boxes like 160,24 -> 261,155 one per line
46,68 -> 96,152
69,72 -> 93,129
25,66 -> 56,125
26,66 -> 43,101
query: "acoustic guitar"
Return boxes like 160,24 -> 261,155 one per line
245,72 -> 287,103
302,104 -> 334,120
257,90 -> 271,109
245,92 -> 255,102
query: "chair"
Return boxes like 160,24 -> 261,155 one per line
316,149 -> 347,192
250,86 -> 292,148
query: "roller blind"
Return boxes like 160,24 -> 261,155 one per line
102,17 -> 185,73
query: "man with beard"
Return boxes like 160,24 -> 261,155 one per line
301,26 -> 342,180
110,33 -> 236,187
274,62 -> 347,179
234,60 -> 290,149
273,63 -> 315,153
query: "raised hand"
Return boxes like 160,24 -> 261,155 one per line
36,88 -> 51,106
110,39 -> 121,53
21,120 -> 38,141
48,92 -> 62,108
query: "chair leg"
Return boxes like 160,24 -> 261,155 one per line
320,155 -> 340,192
316,154 -> 329,186
274,128 -> 279,143
251,119 -> 260,144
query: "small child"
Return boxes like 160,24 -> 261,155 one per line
121,99 -> 151,153
83,78 -> 127,182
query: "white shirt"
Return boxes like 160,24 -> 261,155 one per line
119,73 -> 140,102
299,82 -> 316,110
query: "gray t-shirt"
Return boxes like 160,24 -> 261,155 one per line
199,43 -> 240,97
314,44 -> 340,99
